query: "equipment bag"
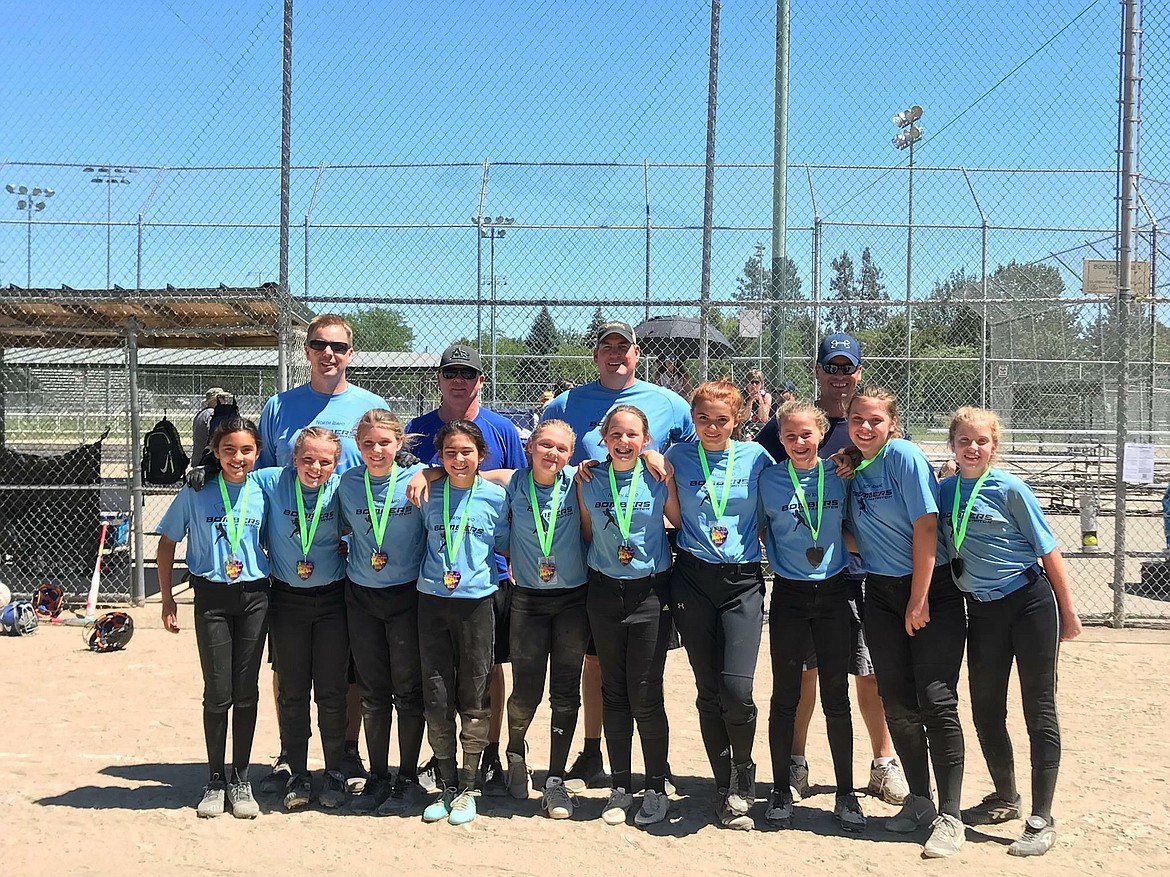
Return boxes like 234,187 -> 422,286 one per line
142,417 -> 190,485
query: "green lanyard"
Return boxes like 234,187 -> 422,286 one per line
786,459 -> 824,543
363,466 -> 401,550
697,444 -> 736,520
852,442 -> 889,475
295,481 -> 326,559
217,474 -> 250,555
528,472 -> 564,558
442,478 -> 477,566
951,469 -> 991,552
607,459 -> 644,542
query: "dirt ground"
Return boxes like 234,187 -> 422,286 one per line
2,600 -> 1168,877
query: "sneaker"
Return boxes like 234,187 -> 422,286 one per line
197,777 -> 226,818
834,793 -> 866,832
635,789 -> 670,827
1008,816 -> 1057,857
963,791 -> 1022,826
283,773 -> 312,811
506,751 -> 531,800
542,777 -> 575,820
258,754 -> 292,795
448,789 -> 478,825
417,756 -> 441,793
350,774 -> 393,813
716,789 -> 754,831
886,793 -> 937,833
789,760 -> 810,802
480,756 -> 508,797
764,790 -> 793,827
318,769 -> 348,809
377,774 -> 425,817
422,787 -> 456,823
664,770 -> 677,797
923,813 -> 966,858
564,749 -> 608,793
726,762 -> 756,817
227,775 -> 260,819
867,759 -> 910,805
341,747 -> 369,793
601,787 -> 633,825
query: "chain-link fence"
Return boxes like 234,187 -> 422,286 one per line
0,0 -> 1167,623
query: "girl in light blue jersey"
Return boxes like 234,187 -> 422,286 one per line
157,417 -> 270,820
846,385 -> 967,859
941,407 -> 1081,857
340,409 -> 428,816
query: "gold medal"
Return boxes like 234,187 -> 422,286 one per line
443,569 -> 461,590
370,551 -> 388,572
710,525 -> 728,547
296,559 -> 314,580
225,557 -> 243,580
538,557 -> 557,583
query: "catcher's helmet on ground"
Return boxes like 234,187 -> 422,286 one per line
32,583 -> 65,620
86,611 -> 134,653
1,601 -> 39,636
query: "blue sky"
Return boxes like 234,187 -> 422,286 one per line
0,0 -> 1151,347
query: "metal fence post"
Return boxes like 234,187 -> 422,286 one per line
127,316 -> 145,606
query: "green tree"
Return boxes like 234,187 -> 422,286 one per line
855,247 -> 889,332
585,306 -> 607,343
348,307 -> 414,351
827,250 -> 857,333
733,242 -> 804,371
525,306 -> 559,381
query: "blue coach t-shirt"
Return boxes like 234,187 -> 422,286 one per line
758,462 -> 850,581
579,463 -> 671,579
542,380 -> 696,465
257,383 -> 387,473
158,473 -> 270,582
339,463 -> 426,588
847,438 -> 947,578
253,467 -> 345,587
418,476 -> 510,600
505,467 -> 588,590
939,468 -> 1058,600
666,440 -> 773,564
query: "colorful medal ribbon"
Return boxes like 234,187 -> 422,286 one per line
607,459 -> 644,543
217,473 -> 250,558
528,471 -> 563,558
786,459 -> 824,543
951,469 -> 991,553
442,478 -> 477,567
697,444 -> 736,520
295,480 -> 326,560
363,465 -> 401,551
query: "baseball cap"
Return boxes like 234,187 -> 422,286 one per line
594,320 -> 637,347
817,333 -> 861,367
204,386 -> 227,402
439,343 -> 483,373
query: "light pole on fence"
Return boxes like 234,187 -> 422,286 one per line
6,184 -> 55,287
893,105 -> 923,421
85,167 -> 135,290
471,214 -> 514,406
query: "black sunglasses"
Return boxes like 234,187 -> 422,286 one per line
820,362 -> 858,375
441,367 -> 480,380
307,339 -> 352,354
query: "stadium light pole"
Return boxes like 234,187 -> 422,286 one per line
892,105 -> 923,422
6,184 -> 56,287
472,214 -> 514,405
85,166 -> 135,290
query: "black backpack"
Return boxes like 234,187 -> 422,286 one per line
198,396 -> 240,468
142,417 -> 190,485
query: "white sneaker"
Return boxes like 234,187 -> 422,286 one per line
789,760 -> 810,802
542,777 -> 574,820
923,813 -> 966,858
635,789 -> 670,827
867,759 -> 910,805
601,787 -> 633,825
887,793 -> 937,833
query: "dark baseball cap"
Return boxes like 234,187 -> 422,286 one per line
439,343 -> 483,373
594,320 -> 637,347
817,333 -> 861,367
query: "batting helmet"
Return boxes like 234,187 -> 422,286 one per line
32,583 -> 65,621
85,611 -> 134,653
1,600 -> 39,636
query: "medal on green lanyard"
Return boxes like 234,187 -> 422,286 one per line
787,459 -> 825,566
442,478 -> 476,589
295,480 -> 326,580
608,459 -> 643,565
949,469 -> 991,579
217,473 -> 250,580
364,465 -> 401,572
528,472 -> 563,584
698,444 -> 736,548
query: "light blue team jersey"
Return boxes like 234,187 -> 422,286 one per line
504,467 -> 588,590
579,464 -> 672,579
939,468 -> 1058,600
418,477 -> 510,600
542,379 -> 696,465
666,440 -> 774,564
758,462 -> 850,581
339,463 -> 427,588
253,467 -> 346,587
158,473 -> 271,583
257,383 -> 388,473
847,438 -> 947,578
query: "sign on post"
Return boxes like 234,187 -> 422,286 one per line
1082,259 -> 1151,297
